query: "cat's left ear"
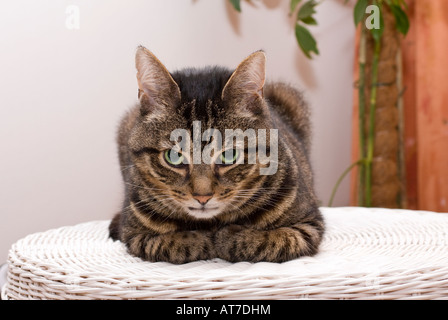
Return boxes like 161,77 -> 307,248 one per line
222,51 -> 266,105
135,46 -> 181,113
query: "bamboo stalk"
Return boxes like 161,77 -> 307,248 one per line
358,26 -> 367,206
365,39 -> 381,207
396,45 -> 407,209
328,160 -> 362,207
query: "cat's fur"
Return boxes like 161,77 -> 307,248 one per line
109,46 -> 325,263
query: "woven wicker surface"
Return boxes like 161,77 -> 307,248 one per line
2,207 -> 448,300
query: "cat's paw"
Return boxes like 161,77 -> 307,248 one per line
214,225 -> 256,262
214,224 -> 243,243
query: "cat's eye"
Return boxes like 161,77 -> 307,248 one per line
164,150 -> 185,166
219,149 -> 240,165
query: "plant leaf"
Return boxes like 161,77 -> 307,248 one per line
297,0 -> 317,21
301,15 -> 318,25
390,4 -> 410,35
290,0 -> 302,15
295,24 -> 319,59
354,0 -> 368,26
229,0 -> 241,12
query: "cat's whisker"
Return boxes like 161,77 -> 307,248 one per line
236,189 -> 312,197
230,190 -> 299,211
224,200 -> 245,216
124,182 -> 166,192
120,165 -> 136,172
123,194 -> 173,209
237,186 -> 297,192
153,197 -> 183,223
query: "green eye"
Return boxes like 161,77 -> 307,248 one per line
220,149 -> 239,165
164,150 -> 184,166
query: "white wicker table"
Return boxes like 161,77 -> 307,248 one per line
2,207 -> 448,300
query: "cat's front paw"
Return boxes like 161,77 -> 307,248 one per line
128,231 -> 218,264
214,225 -> 259,262
214,224 -> 321,263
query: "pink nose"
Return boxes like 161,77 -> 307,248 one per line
193,194 -> 213,205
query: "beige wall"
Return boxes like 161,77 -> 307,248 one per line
0,0 -> 355,261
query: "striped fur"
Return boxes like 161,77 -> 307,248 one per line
109,47 -> 324,263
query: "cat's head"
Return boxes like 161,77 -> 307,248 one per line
128,46 -> 278,221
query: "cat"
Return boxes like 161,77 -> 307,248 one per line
109,46 -> 325,264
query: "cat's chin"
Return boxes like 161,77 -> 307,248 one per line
185,207 -> 222,220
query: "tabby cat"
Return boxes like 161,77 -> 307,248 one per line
109,46 -> 325,264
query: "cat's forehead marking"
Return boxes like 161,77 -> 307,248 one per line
181,99 -> 217,130
204,99 -> 214,128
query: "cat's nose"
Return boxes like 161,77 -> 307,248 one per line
193,193 -> 213,205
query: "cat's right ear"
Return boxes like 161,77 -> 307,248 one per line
135,46 -> 181,115
221,51 -> 266,105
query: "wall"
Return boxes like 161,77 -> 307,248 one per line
0,0 -> 355,261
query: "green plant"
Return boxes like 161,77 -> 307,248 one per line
228,0 -> 410,207
229,0 -> 408,59
329,0 -> 409,207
